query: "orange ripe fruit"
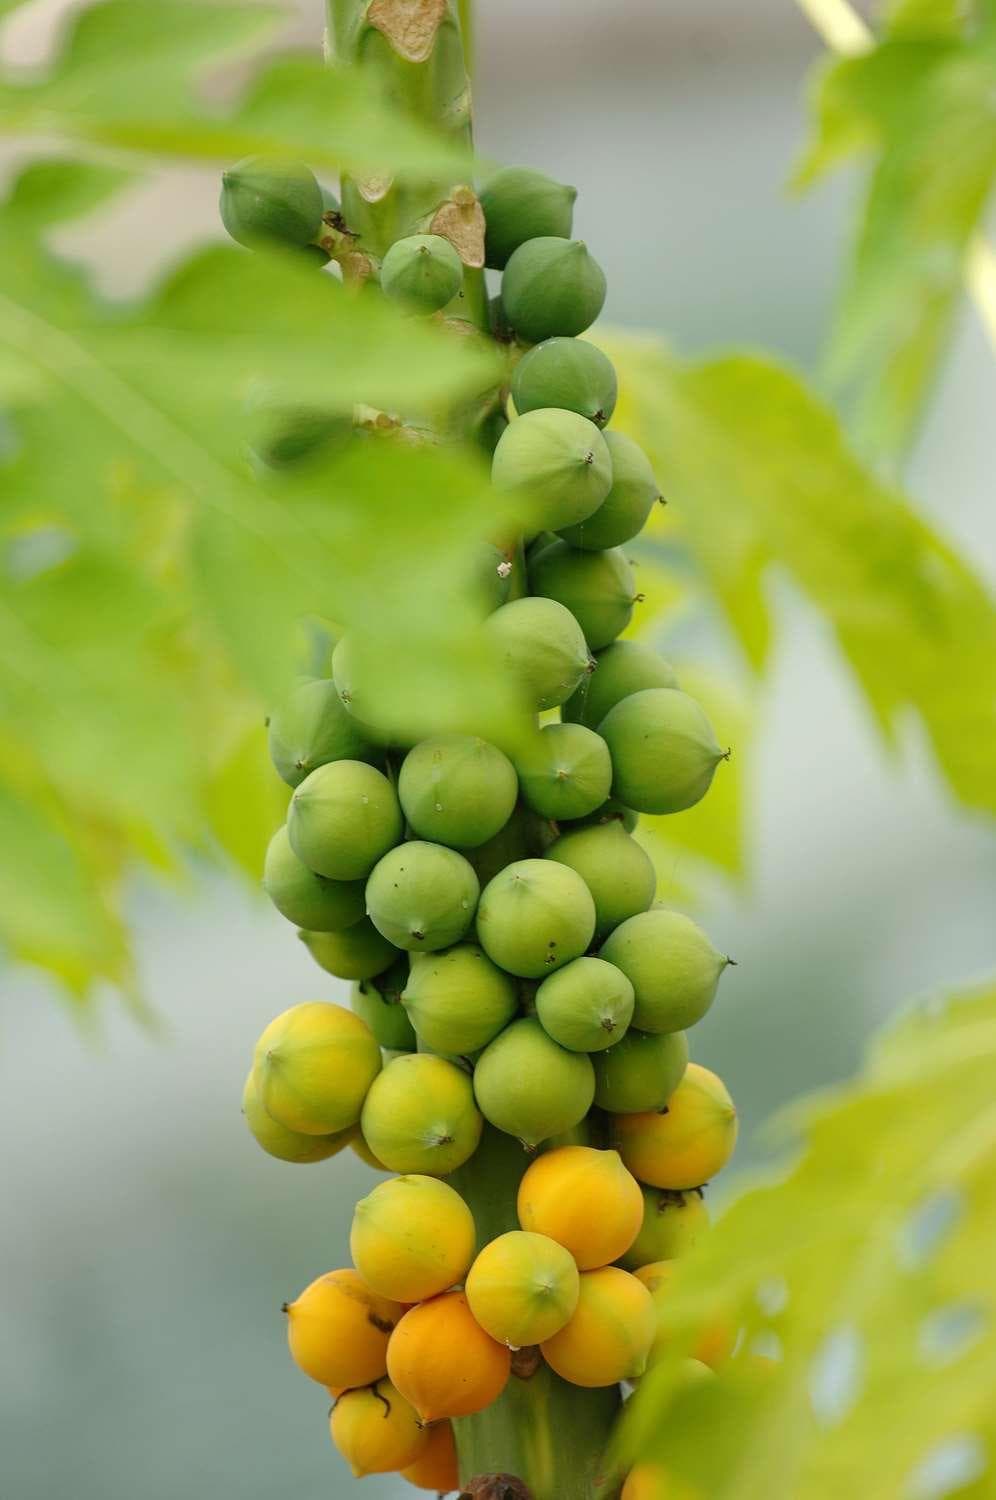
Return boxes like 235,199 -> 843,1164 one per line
330,1378 -> 428,1476
401,1420 -> 461,1492
540,1266 -> 654,1387
613,1064 -> 737,1189
387,1290 -> 511,1420
517,1145 -> 643,1268
284,1268 -> 404,1388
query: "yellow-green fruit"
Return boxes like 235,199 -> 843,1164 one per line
592,1029 -> 689,1114
400,1419 -> 460,1492
387,1291 -> 512,1420
513,722 -> 612,821
613,1064 -> 738,1189
284,1268 -> 404,1388
599,908 -> 730,1033
399,734 -> 518,849
351,957 -> 416,1050
476,858 -> 596,978
535,956 -> 635,1052
461,802 -> 532,887
491,408 -> 611,532
486,596 -> 593,712
365,841 -> 480,952
253,1001 -> 382,1135
263,825 -> 366,932
558,431 -> 661,551
402,944 -> 517,1055
517,1145 -> 643,1269
528,539 -> 637,651
350,1127 -> 390,1172
361,1053 -> 483,1175
501,237 -> 607,344
511,336 -> 617,427
299,919 -> 399,980
473,1018 -> 595,1148
267,677 -> 374,787
544,821 -> 657,940
599,688 -> 726,815
481,166 -> 577,269
540,1266 -> 654,1387
465,1230 -> 580,1347
219,154 -> 323,248
350,1174 -> 476,1303
620,1189 -> 709,1269
241,1069 -> 353,1164
288,759 -> 403,879
381,233 -> 463,312
563,639 -> 678,728
330,1378 -> 428,1477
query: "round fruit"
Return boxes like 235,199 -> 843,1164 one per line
511,337 -> 617,427
400,1420 -> 460,1492
599,908 -> 730,1033
535,956 -> 635,1052
473,1018 -> 595,1148
330,1378 -> 428,1477
268,677 -> 374,786
599,688 -> 726,815
361,1053 -> 483,1175
252,1001 -> 382,1135
401,944 -> 517,1055
365,841 -> 479,952
528,539 -> 637,651
351,958 -> 416,1050
593,1029 -> 689,1114
558,431 -> 661,550
466,1230 -> 580,1347
350,1174 -> 477,1302
540,1267 -> 654,1387
284,1268 -> 404,1388
481,166 -> 577,269
544,821 -> 656,940
563,639 -> 679,728
381,233 -> 463,311
501,237 -> 607,343
486,596 -> 593,711
491,409 -> 612,532
619,1188 -> 709,1269
399,734 -> 518,849
298,919 -> 399,980
288,760 -> 402,880
476,859 -> 596,978
513,722 -> 612,821
263,825 -> 366,932
613,1064 -> 738,1188
350,1127 -> 390,1172
517,1146 -> 643,1269
220,155 -> 323,248
387,1291 -> 511,1420
241,1069 -> 353,1163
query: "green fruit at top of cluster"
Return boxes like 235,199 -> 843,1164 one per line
562,639 -> 678,729
528,539 -> 638,652
501,238 -> 607,344
476,858 -> 596,978
381,234 -> 463,312
481,166 -> 577,270
263,824 -> 366,932
473,1017 -> 595,1148
399,735 -> 518,849
592,1028 -> 688,1113
535,956 -> 635,1052
360,1053 -> 483,1175
485,596 -> 593,712
351,957 -> 417,1051
599,688 -> 725,814
299,919 -> 399,981
402,944 -> 518,1056
220,155 -> 323,249
513,722 -> 612,821
492,409 -> 612,532
288,760 -> 402,880
511,338 -> 617,428
268,678 -> 375,787
599,908 -> 730,1032
544,820 -> 656,940
366,841 -> 479,952
618,1187 -> 708,1269
253,1000 -> 382,1135
558,432 -> 661,551
242,1069 -> 354,1164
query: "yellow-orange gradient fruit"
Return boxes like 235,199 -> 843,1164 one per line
540,1266 -> 654,1387
613,1064 -> 737,1189
636,1262 -> 736,1371
387,1290 -> 511,1420
516,1145 -> 643,1269
284,1268 -> 404,1388
400,1419 -> 461,1492
465,1230 -> 580,1347
350,1174 -> 477,1303
330,1378 -> 428,1476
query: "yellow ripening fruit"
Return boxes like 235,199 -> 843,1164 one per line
517,1146 -> 643,1269
387,1290 -> 511,1420
241,1069 -> 354,1164
465,1230 -> 580,1347
284,1269 -> 404,1388
540,1267 -> 654,1387
350,1175 -> 477,1303
613,1064 -> 737,1189
253,1001 -> 382,1135
330,1378 -> 428,1477
400,1419 -> 460,1492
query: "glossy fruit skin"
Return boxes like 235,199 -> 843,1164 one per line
268,677 -> 375,786
381,233 -> 464,311
288,760 -> 403,880
263,825 -> 367,932
361,1053 -> 483,1176
511,337 -> 617,427
593,1029 -> 689,1115
476,858 -> 596,978
465,1230 -> 580,1347
400,1419 -> 460,1492
284,1268 -> 404,1388
299,919 -> 399,981
599,908 -> 728,1033
517,1146 -> 643,1269
492,408 -> 612,532
619,1188 -> 709,1269
401,944 -> 517,1056
528,539 -> 637,651
241,1069 -> 353,1163
220,155 -> 323,248
399,734 -> 518,849
330,1377 -> 428,1477
562,639 -> 678,728
514,722 -> 612,821
350,1174 -> 477,1303
350,958 -> 417,1051
613,1063 -> 738,1189
599,688 -> 724,815
540,1266 -> 654,1387
486,596 -> 593,712
473,1017 -> 596,1148
558,431 -> 661,550
501,238 -> 607,344
365,841 -> 480,952
387,1291 -> 512,1420
544,821 -> 656,941
253,1001 -> 382,1135
535,956 -> 635,1052
481,166 -> 577,269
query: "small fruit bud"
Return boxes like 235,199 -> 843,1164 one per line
481,166 -> 577,269
381,233 -> 464,312
219,155 -> 323,249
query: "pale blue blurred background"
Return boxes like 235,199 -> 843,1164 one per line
2,1 -> 994,1496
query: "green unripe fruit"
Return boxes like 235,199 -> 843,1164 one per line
535,956 -> 635,1052
563,640 -> 678,729
592,1028 -> 689,1113
486,596 -> 593,712
544,821 -> 656,939
513,723 -> 612,821
481,166 -> 577,269
249,405 -> 352,469
263,824 -> 366,932
573,798 -> 640,834
477,543 -> 514,610
268,678 -> 375,787
511,338 -> 617,428
299,919 -> 399,981
253,1000 -> 382,1135
288,760 -> 402,880
558,431 -> 661,550
351,958 -> 417,1051
460,803 -> 532,887
402,944 -> 518,1056
476,858 -> 596,978
220,155 -> 323,249
381,233 -> 463,312
242,1069 -> 353,1163
599,908 -> 730,1032
474,1018 -> 595,1148
528,539 -> 638,651
619,1188 -> 708,1269
599,688 -> 726,814
360,1053 -> 483,1175
492,409 -> 612,532
399,735 -> 518,849
365,841 -> 479,952
501,238 -> 607,344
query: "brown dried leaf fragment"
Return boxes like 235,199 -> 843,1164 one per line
367,0 -> 447,63
431,187 -> 485,268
